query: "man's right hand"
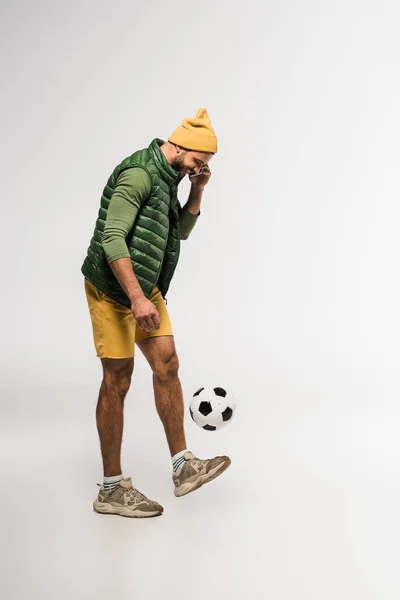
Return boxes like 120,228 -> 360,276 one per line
131,296 -> 160,332
108,257 -> 160,332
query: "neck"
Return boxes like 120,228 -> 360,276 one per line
160,141 -> 176,166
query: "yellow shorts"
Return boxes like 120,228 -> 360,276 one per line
84,278 -> 173,358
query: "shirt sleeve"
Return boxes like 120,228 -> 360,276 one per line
179,204 -> 200,240
102,167 -> 151,263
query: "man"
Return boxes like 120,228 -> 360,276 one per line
82,108 -> 231,518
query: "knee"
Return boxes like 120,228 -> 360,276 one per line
103,373 -> 132,398
153,352 -> 179,380
114,374 -> 132,398
102,359 -> 134,398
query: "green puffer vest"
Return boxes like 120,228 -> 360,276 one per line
81,138 -> 184,307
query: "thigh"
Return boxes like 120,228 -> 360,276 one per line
134,285 -> 174,346
84,278 -> 136,359
136,334 -> 177,371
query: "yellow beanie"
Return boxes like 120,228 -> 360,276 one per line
168,108 -> 218,153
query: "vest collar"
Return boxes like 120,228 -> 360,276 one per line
149,138 -> 184,186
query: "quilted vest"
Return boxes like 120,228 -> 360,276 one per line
81,138 -> 183,307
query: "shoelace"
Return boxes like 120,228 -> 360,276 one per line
189,458 -> 206,469
124,486 -> 147,502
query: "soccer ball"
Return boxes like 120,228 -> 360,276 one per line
189,387 -> 236,431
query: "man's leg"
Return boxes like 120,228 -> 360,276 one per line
85,278 -> 163,516
136,335 -> 231,497
136,336 -> 187,457
97,357 -> 134,476
93,356 -> 164,517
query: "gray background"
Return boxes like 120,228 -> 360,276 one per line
2,1 -> 400,598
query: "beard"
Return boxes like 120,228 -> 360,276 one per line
171,152 -> 193,176
171,156 -> 185,173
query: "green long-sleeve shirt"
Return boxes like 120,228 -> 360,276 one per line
102,167 -> 199,263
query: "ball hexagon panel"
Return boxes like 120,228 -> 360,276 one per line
192,410 -> 210,427
212,398 -> 229,413
206,410 -> 223,428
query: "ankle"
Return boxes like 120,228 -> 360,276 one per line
172,449 -> 188,473
103,474 -> 123,494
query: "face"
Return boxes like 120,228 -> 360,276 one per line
171,147 -> 213,177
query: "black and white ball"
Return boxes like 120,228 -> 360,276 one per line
189,387 -> 236,431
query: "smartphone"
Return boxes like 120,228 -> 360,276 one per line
189,170 -> 203,178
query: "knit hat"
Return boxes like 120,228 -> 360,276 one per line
168,108 -> 218,153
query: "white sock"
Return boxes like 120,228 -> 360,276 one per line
103,474 -> 123,494
172,449 -> 188,473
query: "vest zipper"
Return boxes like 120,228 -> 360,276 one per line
161,180 -> 180,306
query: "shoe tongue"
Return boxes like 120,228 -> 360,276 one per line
120,477 -> 133,489
184,451 -> 195,460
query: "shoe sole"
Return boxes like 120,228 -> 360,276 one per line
174,457 -> 231,497
93,501 -> 163,518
